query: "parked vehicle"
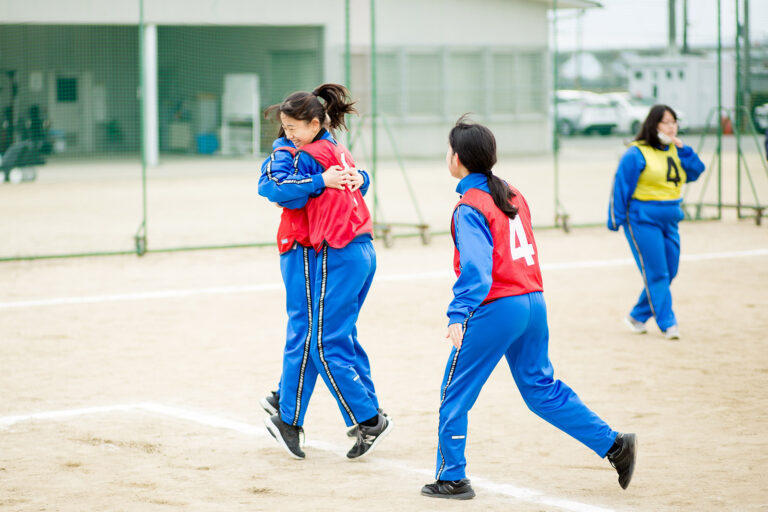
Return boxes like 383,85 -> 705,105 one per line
755,103 -> 768,132
555,89 -> 617,136
603,92 -> 652,135
603,92 -> 689,135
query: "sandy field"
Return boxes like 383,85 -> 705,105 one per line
1,217 -> 767,512
1,134 -> 767,511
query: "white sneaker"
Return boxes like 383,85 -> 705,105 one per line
624,316 -> 647,334
664,325 -> 680,340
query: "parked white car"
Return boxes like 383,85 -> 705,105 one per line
755,103 -> 768,132
603,92 -> 651,135
556,90 -> 617,136
603,92 -> 690,135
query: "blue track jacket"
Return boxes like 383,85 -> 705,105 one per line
607,144 -> 705,230
258,130 -> 369,210
448,173 -> 495,326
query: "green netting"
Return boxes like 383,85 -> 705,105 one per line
0,1 -> 764,261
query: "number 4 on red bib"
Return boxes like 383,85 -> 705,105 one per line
509,216 -> 535,266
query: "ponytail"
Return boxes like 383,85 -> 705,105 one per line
486,173 -> 518,220
449,115 -> 518,219
312,83 -> 357,132
264,83 -> 357,137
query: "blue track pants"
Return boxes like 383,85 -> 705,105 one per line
435,292 -> 617,481
311,241 -> 380,427
277,244 -> 377,426
623,200 -> 682,332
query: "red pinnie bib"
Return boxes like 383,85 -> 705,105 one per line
273,148 -> 311,254
277,139 -> 372,252
451,185 -> 544,303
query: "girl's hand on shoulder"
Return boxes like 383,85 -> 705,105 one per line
322,165 -> 347,190
446,323 -> 465,349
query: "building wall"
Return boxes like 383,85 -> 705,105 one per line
1,0 -> 553,157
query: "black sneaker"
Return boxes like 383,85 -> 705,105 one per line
346,413 -> 393,459
346,408 -> 388,438
264,414 -> 305,460
607,432 -> 637,489
421,479 -> 475,500
260,390 -> 279,416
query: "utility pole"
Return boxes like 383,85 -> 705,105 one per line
682,0 -> 689,53
668,0 -> 677,52
575,9 -> 584,89
744,0 -> 752,116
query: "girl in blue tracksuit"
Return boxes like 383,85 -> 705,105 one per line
421,117 -> 636,500
608,104 -> 705,340
257,97 -> 380,445
259,84 -> 391,460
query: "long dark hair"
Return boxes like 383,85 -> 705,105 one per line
265,83 -> 358,138
449,115 -> 518,219
636,104 -> 677,148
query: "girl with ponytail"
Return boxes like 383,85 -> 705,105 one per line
258,83 -> 391,461
422,116 -> 636,500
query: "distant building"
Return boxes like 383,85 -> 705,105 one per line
626,53 -> 736,129
0,0 -> 598,161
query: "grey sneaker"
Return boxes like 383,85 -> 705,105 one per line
607,432 -> 637,489
664,325 -> 680,340
346,408 -> 388,438
421,478 -> 475,500
624,315 -> 647,334
264,414 -> 305,460
346,413 -> 393,459
259,390 -> 279,416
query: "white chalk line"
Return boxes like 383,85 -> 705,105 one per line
0,403 -> 620,512
2,248 -> 765,311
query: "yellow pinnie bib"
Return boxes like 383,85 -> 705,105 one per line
631,142 -> 687,201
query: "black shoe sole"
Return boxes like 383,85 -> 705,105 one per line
619,434 -> 637,489
259,397 -> 278,416
264,416 -> 304,460
421,488 -> 475,500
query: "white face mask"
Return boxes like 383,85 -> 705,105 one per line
658,131 -> 674,145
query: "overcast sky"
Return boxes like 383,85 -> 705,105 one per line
555,0 -> 768,51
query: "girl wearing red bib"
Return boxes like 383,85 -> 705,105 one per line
421,117 -> 636,500
259,84 -> 391,461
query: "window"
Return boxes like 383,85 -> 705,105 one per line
517,53 -> 545,114
491,54 -> 516,114
406,53 -> 442,115
376,53 -> 400,116
491,51 -> 546,115
350,46 -> 546,119
635,71 -> 643,80
57,77 -> 78,102
447,52 -> 484,115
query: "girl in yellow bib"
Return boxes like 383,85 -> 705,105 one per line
607,105 -> 705,340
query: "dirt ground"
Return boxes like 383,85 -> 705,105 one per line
1,216 -> 767,511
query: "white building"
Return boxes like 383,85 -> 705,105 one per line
0,0 -> 597,161
626,52 -> 736,130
